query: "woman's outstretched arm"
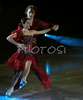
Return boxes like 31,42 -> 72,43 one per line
32,25 -> 57,35
34,28 -> 51,35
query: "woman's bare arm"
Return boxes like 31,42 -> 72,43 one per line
33,28 -> 51,35
6,33 -> 19,46
6,33 -> 25,49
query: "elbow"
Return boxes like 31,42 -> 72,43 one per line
6,37 -> 9,40
6,36 -> 10,41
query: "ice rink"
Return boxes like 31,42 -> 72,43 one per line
0,47 -> 83,100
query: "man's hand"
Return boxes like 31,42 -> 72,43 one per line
52,25 -> 59,31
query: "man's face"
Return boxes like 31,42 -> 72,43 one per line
27,8 -> 35,19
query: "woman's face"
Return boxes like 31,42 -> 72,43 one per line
24,19 -> 31,29
27,8 -> 35,19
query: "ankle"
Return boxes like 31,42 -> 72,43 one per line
10,86 -> 14,88
22,77 -> 26,81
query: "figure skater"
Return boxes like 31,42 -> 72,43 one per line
14,5 -> 59,91
5,17 -> 55,96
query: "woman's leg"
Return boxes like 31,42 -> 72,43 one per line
22,60 -> 32,78
6,71 -> 22,96
20,60 -> 32,88
14,71 -> 21,91
11,71 -> 22,87
14,61 -> 32,90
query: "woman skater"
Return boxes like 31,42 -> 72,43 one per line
5,17 -> 55,96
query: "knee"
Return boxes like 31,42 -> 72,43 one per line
29,60 -> 32,65
26,60 -> 32,65
25,60 -> 32,68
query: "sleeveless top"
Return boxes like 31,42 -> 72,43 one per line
11,29 -> 36,55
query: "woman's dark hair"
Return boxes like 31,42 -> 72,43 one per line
25,5 -> 37,14
21,17 -> 29,24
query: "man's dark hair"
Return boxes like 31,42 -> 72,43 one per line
25,5 -> 37,14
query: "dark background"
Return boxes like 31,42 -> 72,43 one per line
0,0 -> 83,63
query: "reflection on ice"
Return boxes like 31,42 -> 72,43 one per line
0,96 -> 32,100
46,62 -> 50,74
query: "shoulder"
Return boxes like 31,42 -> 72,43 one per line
11,29 -> 22,37
11,29 -> 19,33
18,23 -> 23,30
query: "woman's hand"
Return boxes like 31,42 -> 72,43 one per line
52,25 -> 59,31
17,43 -> 31,54
17,43 -> 26,50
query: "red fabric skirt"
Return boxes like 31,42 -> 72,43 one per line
5,52 -> 51,89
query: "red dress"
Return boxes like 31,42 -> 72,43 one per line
5,29 -> 51,89
18,18 -> 54,67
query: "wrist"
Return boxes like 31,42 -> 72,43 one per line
16,43 -> 20,47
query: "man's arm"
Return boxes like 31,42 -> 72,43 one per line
38,19 -> 54,29
38,19 -> 59,31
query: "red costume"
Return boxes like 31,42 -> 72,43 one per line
7,18 -> 54,90
18,18 -> 54,67
5,29 -> 51,89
